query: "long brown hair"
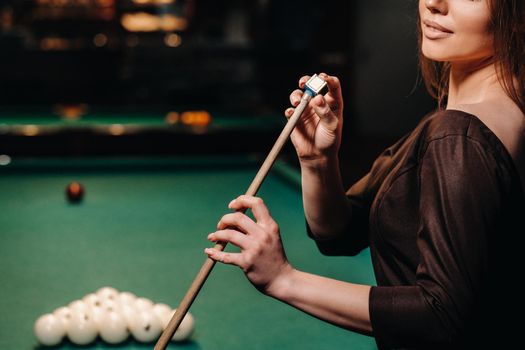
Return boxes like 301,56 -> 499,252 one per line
418,0 -> 525,114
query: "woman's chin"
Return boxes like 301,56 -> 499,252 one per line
421,46 -> 453,62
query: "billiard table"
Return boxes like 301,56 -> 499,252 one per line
0,109 -> 286,156
0,155 -> 377,349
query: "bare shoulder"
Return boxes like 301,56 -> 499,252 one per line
449,100 -> 525,189
450,100 -> 525,154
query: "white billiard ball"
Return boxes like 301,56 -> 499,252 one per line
34,313 -> 66,346
89,304 -> 107,331
96,286 -> 119,302
120,303 -> 138,327
129,309 -> 162,342
117,291 -> 137,307
153,303 -> 172,325
53,306 -> 72,330
99,310 -> 129,344
82,293 -> 103,309
101,299 -> 121,314
68,300 -> 89,313
173,311 -> 194,342
67,310 -> 97,345
160,310 -> 195,341
134,297 -> 154,311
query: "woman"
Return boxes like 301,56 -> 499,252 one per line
205,0 -> 525,348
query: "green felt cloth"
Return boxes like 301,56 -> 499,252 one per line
0,157 -> 376,349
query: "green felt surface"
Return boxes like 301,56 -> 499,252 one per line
0,156 -> 377,350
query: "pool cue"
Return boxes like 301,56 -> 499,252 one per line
154,74 -> 328,350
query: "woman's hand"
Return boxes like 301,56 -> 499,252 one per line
285,73 -> 344,164
204,195 -> 293,296
205,197 -> 372,335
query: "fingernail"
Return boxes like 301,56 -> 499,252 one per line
204,248 -> 211,254
228,200 -> 235,208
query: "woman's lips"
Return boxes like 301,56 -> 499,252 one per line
423,19 -> 453,39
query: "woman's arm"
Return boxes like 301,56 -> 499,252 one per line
300,156 -> 353,239
285,74 -> 352,239
204,195 -> 372,334
269,267 -> 372,335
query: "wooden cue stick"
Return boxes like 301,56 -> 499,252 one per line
153,93 -> 313,350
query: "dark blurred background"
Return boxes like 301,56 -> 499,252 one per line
0,0 -> 435,185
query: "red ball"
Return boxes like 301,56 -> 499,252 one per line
66,182 -> 84,203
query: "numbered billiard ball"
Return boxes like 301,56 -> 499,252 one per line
66,182 -> 84,203
129,309 -> 162,342
67,310 -> 97,345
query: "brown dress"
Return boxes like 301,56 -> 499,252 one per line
308,109 -> 525,349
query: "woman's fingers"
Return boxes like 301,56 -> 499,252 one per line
204,248 -> 243,267
311,95 -> 339,127
217,211 -> 260,234
287,73 -> 343,120
228,195 -> 278,232
205,196 -> 289,293
208,229 -> 250,250
284,107 -> 294,118
298,75 -> 311,89
319,73 -> 343,104
289,89 -> 304,107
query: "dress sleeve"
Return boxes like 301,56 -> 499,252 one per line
369,135 -> 506,348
